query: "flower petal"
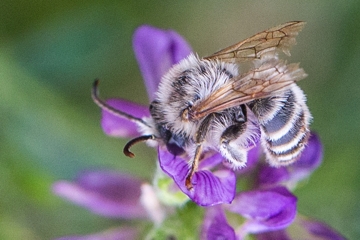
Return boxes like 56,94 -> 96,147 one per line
289,132 -> 323,182
55,227 -> 138,240
256,230 -> 291,240
158,147 -> 236,206
201,206 -> 236,240
198,152 -> 223,170
191,169 -> 236,206
228,187 -> 297,233
133,25 -> 192,100
258,133 -> 323,188
101,99 -> 149,138
300,218 -> 346,240
53,170 -> 147,219
258,165 -> 290,186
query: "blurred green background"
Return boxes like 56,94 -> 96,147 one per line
1,1 -> 360,239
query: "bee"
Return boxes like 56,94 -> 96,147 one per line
92,21 -> 311,190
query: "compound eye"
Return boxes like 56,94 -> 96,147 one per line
166,134 -> 185,156
157,126 -> 185,156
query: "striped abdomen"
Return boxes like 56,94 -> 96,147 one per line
247,84 -> 312,166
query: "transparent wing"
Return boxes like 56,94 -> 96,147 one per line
204,21 -> 306,63
189,58 -> 307,120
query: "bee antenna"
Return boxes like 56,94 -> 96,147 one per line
123,135 -> 156,158
92,79 -> 150,127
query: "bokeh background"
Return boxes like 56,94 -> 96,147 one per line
1,1 -> 360,239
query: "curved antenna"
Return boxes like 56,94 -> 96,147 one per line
92,79 -> 150,127
123,135 -> 156,157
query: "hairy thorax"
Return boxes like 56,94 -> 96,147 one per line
150,54 -> 239,143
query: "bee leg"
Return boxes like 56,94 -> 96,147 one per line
185,144 -> 203,190
220,124 -> 248,168
219,105 -> 249,168
185,114 -> 215,190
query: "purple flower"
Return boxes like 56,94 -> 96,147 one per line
200,132 -> 343,240
53,170 -> 167,239
258,133 -> 323,189
201,206 -> 236,240
99,25 -> 249,206
229,187 -> 297,236
53,171 -> 147,219
101,25 -> 192,139
256,217 -> 346,240
53,25 -> 345,240
201,187 -> 297,240
133,25 -> 192,101
158,148 -> 236,206
256,230 -> 291,240
298,218 -> 346,240
101,99 -> 149,138
53,132 -> 342,239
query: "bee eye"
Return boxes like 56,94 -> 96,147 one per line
158,126 -> 185,156
166,133 -> 186,156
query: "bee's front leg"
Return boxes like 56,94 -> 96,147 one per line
185,113 -> 215,190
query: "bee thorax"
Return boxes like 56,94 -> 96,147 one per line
150,53 -> 238,140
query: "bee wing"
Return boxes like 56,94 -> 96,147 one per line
204,21 -> 306,63
190,59 -> 307,120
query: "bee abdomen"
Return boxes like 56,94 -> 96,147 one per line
265,109 -> 310,165
248,84 -> 312,166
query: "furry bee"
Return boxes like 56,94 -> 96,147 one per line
92,21 -> 311,190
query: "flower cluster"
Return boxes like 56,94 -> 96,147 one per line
53,25 -> 345,239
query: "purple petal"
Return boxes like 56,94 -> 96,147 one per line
289,132 -> 323,182
198,152 -> 223,170
158,147 -> 236,206
201,206 -> 236,240
52,170 -> 147,219
257,165 -> 290,187
258,133 -> 323,188
247,143 -> 261,167
256,230 -> 291,240
293,132 -> 323,169
101,99 -> 149,138
300,218 -> 346,240
55,227 -> 138,240
133,25 -> 192,100
228,187 -> 297,233
191,169 -> 236,206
